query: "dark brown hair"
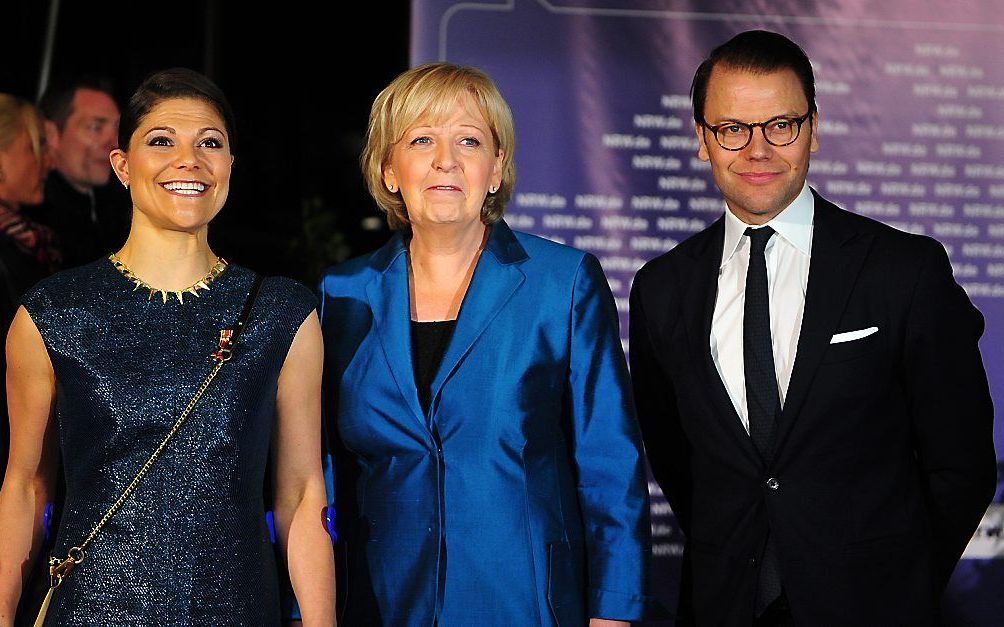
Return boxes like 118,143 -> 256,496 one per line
119,68 -> 236,153
691,30 -> 816,123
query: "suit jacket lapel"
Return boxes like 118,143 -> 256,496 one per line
365,233 -> 428,431
682,218 -> 761,467
775,193 -> 874,452
429,221 -> 526,414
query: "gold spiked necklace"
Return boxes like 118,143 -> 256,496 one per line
109,253 -> 229,304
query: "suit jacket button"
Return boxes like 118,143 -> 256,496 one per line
749,556 -> 757,567
766,477 -> 780,490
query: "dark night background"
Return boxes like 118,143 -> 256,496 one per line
2,1 -> 411,283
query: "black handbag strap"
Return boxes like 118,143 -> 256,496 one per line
231,274 -> 265,347
213,274 -> 265,362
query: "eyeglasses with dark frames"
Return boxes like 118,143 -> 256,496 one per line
700,112 -> 814,151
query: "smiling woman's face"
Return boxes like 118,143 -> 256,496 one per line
111,97 -> 232,232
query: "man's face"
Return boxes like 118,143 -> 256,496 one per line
52,88 -> 120,192
695,66 -> 818,225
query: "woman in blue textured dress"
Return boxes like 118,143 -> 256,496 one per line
0,69 -> 335,626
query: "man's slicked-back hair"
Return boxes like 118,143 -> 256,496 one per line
690,30 -> 816,123
38,75 -> 116,130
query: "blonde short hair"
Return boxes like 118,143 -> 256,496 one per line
0,94 -> 44,159
361,63 -> 516,230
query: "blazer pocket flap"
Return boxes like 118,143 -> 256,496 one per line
830,326 -> 878,344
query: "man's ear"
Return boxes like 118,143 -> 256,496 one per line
809,111 -> 820,153
695,123 -> 710,162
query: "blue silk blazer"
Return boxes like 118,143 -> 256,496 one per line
318,221 -> 650,626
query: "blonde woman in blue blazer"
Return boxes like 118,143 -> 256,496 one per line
319,63 -> 650,626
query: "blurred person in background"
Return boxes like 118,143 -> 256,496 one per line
26,76 -> 127,269
0,93 -> 54,484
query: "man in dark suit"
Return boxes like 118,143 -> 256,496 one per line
630,30 -> 996,626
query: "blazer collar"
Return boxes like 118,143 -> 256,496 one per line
364,220 -> 528,433
684,189 -> 873,469
367,229 -> 408,273
482,218 -> 530,266
430,223 -> 526,412
364,234 -> 423,429
680,217 -> 763,467
774,190 -> 874,456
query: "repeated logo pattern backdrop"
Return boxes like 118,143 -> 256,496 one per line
412,1 -> 1004,622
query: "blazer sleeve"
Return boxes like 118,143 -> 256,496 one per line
628,266 -> 693,537
566,253 -> 652,620
903,238 -> 996,591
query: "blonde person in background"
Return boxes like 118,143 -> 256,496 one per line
0,94 -> 54,487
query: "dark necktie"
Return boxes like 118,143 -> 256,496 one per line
744,225 -> 780,460
743,225 -> 783,615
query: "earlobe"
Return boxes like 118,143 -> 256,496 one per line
383,165 -> 397,192
490,150 -> 504,190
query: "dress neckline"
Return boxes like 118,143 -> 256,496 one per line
106,254 -> 231,304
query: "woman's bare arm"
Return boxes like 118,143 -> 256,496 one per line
0,307 -> 58,624
272,312 -> 335,626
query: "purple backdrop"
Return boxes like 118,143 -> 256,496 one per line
412,1 -> 1004,623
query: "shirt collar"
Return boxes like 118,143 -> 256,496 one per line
720,183 -> 814,269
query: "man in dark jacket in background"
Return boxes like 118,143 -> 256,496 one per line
26,76 -> 127,268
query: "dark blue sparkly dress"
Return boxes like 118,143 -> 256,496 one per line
21,258 -> 317,626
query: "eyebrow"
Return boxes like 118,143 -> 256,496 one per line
409,123 -> 488,133
143,126 -> 225,136
709,111 -> 805,124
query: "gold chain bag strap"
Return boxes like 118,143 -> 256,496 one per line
33,275 -> 265,627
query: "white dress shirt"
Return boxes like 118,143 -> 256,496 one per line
710,184 -> 815,432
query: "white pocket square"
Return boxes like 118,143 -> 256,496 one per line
830,326 -> 878,344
